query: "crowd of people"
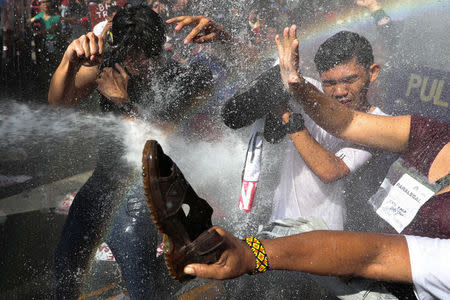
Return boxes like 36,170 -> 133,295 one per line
1,0 -> 448,299
0,0 -> 302,84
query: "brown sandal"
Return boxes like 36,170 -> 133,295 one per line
142,140 -> 226,281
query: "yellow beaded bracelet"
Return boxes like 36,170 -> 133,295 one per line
243,236 -> 270,274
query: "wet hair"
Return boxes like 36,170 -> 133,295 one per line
314,31 -> 374,74
107,4 -> 121,17
110,5 -> 165,59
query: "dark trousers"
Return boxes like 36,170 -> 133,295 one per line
54,157 -> 160,299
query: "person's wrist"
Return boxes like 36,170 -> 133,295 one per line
63,52 -> 79,71
284,112 -> 305,134
242,239 -> 256,274
242,236 -> 270,274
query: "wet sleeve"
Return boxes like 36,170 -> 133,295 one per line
405,235 -> 450,300
334,108 -> 387,173
335,146 -> 373,173
407,115 -> 433,152
221,64 -> 291,129
407,115 -> 449,156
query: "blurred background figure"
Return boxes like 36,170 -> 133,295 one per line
27,0 -> 62,82
62,0 -> 90,40
151,0 -> 168,18
28,0 -> 61,52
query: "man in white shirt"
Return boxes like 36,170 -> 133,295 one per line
270,31 -> 388,231
220,30 -> 389,231
219,30 -> 396,299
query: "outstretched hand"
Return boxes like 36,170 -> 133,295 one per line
166,16 -> 232,45
183,227 -> 255,280
275,25 -> 305,92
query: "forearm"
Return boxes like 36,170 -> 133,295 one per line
292,81 -> 354,137
48,55 -> 95,107
292,83 -> 410,152
262,231 -> 412,282
48,56 -> 78,107
289,129 -> 349,183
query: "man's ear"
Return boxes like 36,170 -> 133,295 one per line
368,63 -> 381,82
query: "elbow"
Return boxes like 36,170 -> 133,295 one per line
48,95 -> 57,108
48,92 -> 60,108
48,78 -> 61,108
48,91 -> 68,109
316,161 -> 350,184
48,81 -> 74,108
319,176 -> 337,185
317,172 -> 342,184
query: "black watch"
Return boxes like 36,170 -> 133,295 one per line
284,113 -> 305,134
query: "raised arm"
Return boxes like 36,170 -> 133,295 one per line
48,32 -> 104,108
276,25 -> 411,153
284,117 -> 351,183
184,227 -> 412,283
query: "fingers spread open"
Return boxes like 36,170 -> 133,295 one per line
291,39 -> 299,71
193,32 -> 215,43
289,25 -> 296,40
184,21 -> 206,44
174,16 -> 195,31
283,27 -> 289,48
114,63 -> 129,79
166,16 -> 188,24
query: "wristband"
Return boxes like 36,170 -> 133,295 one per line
243,236 -> 269,274
284,113 -> 305,134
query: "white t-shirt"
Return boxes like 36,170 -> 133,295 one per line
405,235 -> 450,300
270,78 -> 387,230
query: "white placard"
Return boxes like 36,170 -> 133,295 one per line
376,173 -> 435,233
